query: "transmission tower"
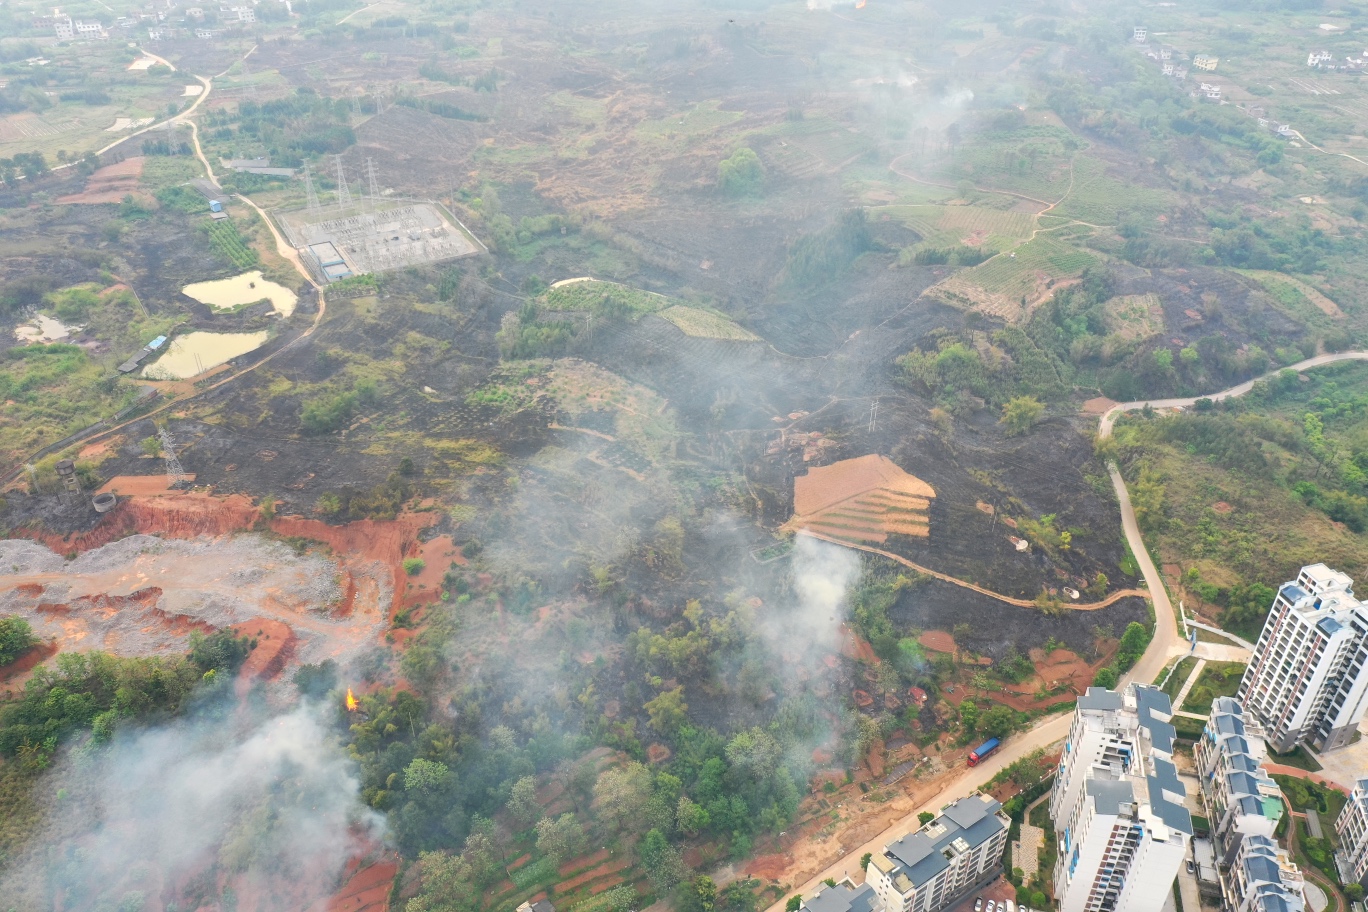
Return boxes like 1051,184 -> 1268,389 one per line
158,425 -> 188,489
302,161 -> 320,212
868,399 -> 879,434
365,157 -> 380,205
334,155 -> 352,210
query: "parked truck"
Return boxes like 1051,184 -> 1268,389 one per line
967,737 -> 1000,766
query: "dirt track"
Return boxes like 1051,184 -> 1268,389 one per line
798,529 -> 1148,611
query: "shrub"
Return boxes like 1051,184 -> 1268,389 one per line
0,616 -> 36,665
403,557 -> 426,576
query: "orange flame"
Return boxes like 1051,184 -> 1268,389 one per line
345,688 -> 358,712
856,0 -> 866,7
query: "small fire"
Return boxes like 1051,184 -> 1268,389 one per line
345,688 -> 358,712
855,0 -> 866,7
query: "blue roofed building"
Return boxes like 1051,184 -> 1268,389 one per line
865,793 -> 1009,912
1049,684 -> 1191,912
1237,564 -> 1368,752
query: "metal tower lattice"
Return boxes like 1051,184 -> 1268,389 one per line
302,161 -> 320,212
159,426 -> 188,489
365,157 -> 380,204
334,155 -> 352,210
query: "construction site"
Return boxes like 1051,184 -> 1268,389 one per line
273,157 -> 483,284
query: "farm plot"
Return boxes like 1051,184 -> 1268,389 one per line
1103,294 -> 1166,342
1236,269 -> 1344,320
636,100 -> 743,145
1048,156 -> 1173,226
756,116 -> 876,176
886,204 -> 1035,249
928,236 -> 1097,321
930,125 -> 1078,202
656,305 -> 760,341
785,454 -> 936,545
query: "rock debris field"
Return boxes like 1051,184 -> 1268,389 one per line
0,534 -> 390,667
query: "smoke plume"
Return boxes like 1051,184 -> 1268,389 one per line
4,703 -> 384,911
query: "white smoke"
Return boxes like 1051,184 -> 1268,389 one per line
758,535 -> 861,657
806,0 -> 862,10
5,703 -> 385,911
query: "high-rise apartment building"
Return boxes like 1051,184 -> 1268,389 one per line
1337,778 -> 1368,890
1049,685 -> 1192,912
1195,698 -> 1304,912
1236,564 -> 1368,752
866,794 -> 1009,912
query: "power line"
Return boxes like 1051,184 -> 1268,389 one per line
334,155 -> 351,210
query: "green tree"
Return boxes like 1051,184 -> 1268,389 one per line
1000,396 -> 1045,436
506,774 -> 542,827
0,616 -> 36,665
645,686 -> 689,736
959,700 -> 979,734
594,762 -> 653,832
638,828 -> 686,892
786,898 -> 803,912
918,811 -> 935,826
860,852 -> 872,870
535,813 -> 587,865
404,758 -> 452,795
979,704 -> 1018,740
677,795 -> 710,836
718,147 -> 764,197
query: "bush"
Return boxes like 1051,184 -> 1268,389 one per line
404,557 -> 426,576
718,148 -> 764,197
0,616 -> 36,665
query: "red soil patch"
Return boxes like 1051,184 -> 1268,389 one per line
554,856 -> 630,893
918,630 -> 956,653
1080,396 -> 1118,416
230,618 -> 296,682
1213,502 -> 1233,514
0,640 -> 57,688
588,875 -> 627,894
647,743 -> 671,763
309,859 -> 397,912
273,512 -> 437,617
8,492 -> 260,553
743,853 -> 792,881
97,474 -> 198,496
840,626 -> 878,663
56,156 -> 148,205
507,853 -> 532,872
558,848 -> 610,877
400,534 -> 465,608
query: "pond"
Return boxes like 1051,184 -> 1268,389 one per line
182,271 -> 297,317
143,331 -> 269,380
13,314 -> 81,344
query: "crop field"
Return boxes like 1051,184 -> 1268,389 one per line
886,204 -> 1035,248
756,116 -> 875,176
541,279 -> 667,319
656,305 -> 760,341
1048,157 -> 1173,226
929,235 -> 1097,320
1235,270 -> 1344,321
1104,294 -> 1166,342
635,100 -> 743,144
930,125 -> 1079,201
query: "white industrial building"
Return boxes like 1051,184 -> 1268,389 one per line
1236,564 -> 1368,752
866,794 -> 1009,912
1338,779 -> 1368,889
1195,698 -> 1304,912
1049,685 -> 1192,912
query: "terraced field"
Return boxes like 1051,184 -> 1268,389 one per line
887,204 -> 1036,249
785,454 -> 936,545
657,305 -> 760,341
928,235 -> 1097,320
1236,269 -> 1344,320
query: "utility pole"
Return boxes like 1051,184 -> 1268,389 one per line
302,161 -> 320,212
